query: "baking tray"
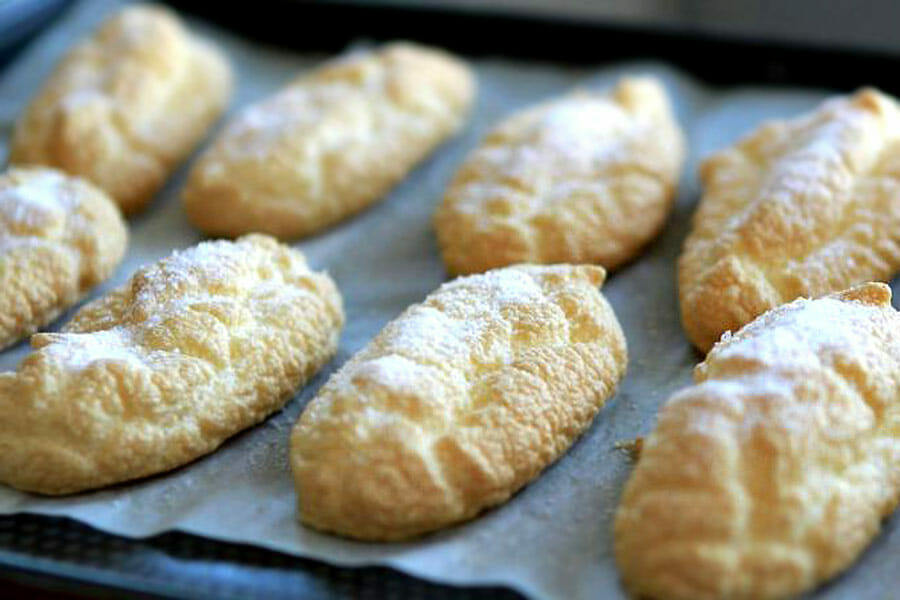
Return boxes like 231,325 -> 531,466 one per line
2,1 -> 900,598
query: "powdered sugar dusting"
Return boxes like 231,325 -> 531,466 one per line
0,169 -> 71,230
39,329 -> 141,370
446,81 -> 665,219
681,88 -> 900,350
538,97 -> 634,168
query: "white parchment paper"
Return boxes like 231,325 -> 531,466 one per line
0,1 -> 897,598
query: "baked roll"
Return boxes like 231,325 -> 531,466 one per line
679,88 -> 900,352
435,77 -> 684,275
183,42 -> 475,239
10,4 -> 233,214
291,264 -> 627,540
616,282 -> 900,600
0,166 -> 126,350
0,235 -> 343,495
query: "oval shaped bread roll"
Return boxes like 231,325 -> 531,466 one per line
615,282 -> 900,600
9,4 -> 233,215
679,88 -> 900,352
0,235 -> 343,495
435,77 -> 684,275
0,167 -> 127,351
291,264 -> 627,540
183,42 -> 475,239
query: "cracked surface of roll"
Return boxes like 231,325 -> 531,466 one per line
291,264 -> 627,540
0,235 -> 344,495
679,88 -> 900,352
9,4 -> 233,214
435,77 -> 684,275
0,167 -> 127,351
183,42 -> 475,239
615,282 -> 900,600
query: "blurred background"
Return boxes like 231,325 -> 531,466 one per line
384,0 -> 900,53
4,0 -> 900,66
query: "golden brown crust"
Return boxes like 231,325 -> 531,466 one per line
615,282 -> 900,600
183,42 -> 475,239
679,88 -> 900,352
434,77 -> 684,275
291,264 -> 627,540
0,235 -> 344,495
0,167 -> 127,350
9,4 -> 233,214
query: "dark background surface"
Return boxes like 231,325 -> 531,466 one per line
173,0 -> 900,95
2,1 -> 899,598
